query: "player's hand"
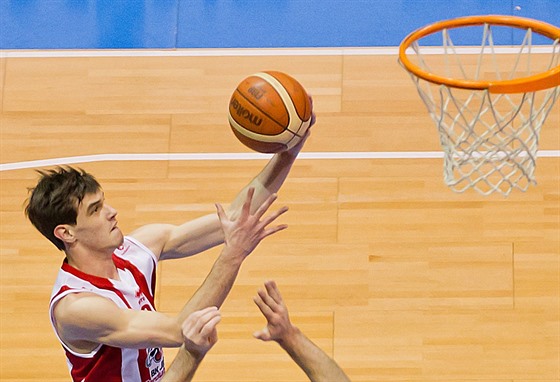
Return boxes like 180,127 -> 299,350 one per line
216,187 -> 288,259
285,95 -> 315,157
308,94 -> 316,127
253,280 -> 296,343
182,306 -> 221,359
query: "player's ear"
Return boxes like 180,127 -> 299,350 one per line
54,224 -> 77,245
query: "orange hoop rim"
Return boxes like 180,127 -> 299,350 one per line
399,15 -> 560,93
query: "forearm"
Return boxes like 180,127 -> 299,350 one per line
177,247 -> 243,322
279,327 -> 351,382
255,151 -> 298,192
232,151 -> 298,212
161,346 -> 202,382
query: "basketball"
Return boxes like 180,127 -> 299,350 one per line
228,71 -> 313,153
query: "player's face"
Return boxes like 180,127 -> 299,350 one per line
73,190 -> 123,254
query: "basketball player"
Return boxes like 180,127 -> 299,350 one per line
24,133 -> 310,381
161,281 -> 351,382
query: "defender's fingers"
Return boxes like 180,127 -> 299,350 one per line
253,327 -> 272,341
264,280 -> 284,305
253,293 -> 274,318
257,287 -> 281,312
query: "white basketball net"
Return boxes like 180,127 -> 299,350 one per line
406,23 -> 560,196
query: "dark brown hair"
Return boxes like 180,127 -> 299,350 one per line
24,167 -> 101,251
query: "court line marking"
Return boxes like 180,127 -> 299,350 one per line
1,47 -> 557,171
1,150 -> 559,172
0,46 -> 557,58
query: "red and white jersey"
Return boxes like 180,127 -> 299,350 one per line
49,236 -> 165,382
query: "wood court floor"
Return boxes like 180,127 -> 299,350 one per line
0,51 -> 558,381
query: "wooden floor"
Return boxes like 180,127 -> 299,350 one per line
0,51 -> 558,381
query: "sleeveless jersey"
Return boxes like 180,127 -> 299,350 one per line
49,236 -> 165,382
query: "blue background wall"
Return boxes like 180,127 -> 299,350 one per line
0,0 -> 559,49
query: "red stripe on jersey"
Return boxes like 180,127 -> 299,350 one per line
113,254 -> 155,307
61,260 -> 132,308
61,260 -> 114,290
52,284 -> 72,301
68,344 -> 123,382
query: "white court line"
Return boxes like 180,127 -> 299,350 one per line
0,47 -> 557,171
0,46 -> 557,58
1,151 -> 559,172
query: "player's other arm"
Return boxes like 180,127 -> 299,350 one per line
53,293 -> 185,351
55,295 -> 222,382
253,280 -> 351,382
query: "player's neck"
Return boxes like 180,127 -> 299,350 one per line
65,246 -> 119,280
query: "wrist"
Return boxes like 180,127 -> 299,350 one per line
219,245 -> 247,265
185,347 -> 206,362
276,325 -> 302,349
277,149 -> 298,164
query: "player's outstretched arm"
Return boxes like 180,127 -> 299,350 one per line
228,126 -> 311,217
131,111 -> 314,262
253,280 -> 351,382
162,306 -> 221,382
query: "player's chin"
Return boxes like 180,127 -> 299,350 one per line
112,227 -> 124,244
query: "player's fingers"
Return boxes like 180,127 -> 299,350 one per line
253,293 -> 275,318
240,187 -> 255,218
200,313 -> 221,336
259,204 -> 288,227
252,192 -> 279,220
183,307 -> 218,331
259,224 -> 288,242
255,206 -> 288,237
257,286 -> 283,313
200,306 -> 219,314
264,280 -> 284,305
184,306 -> 213,324
253,327 -> 272,341
196,306 -> 219,317
215,203 -> 228,222
197,307 -> 220,324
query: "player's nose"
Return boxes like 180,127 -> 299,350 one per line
106,203 -> 118,219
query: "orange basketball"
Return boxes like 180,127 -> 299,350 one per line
228,71 -> 313,153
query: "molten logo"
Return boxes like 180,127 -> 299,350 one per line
231,97 -> 262,127
248,86 -> 264,100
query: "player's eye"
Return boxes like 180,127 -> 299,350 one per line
91,201 -> 103,214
